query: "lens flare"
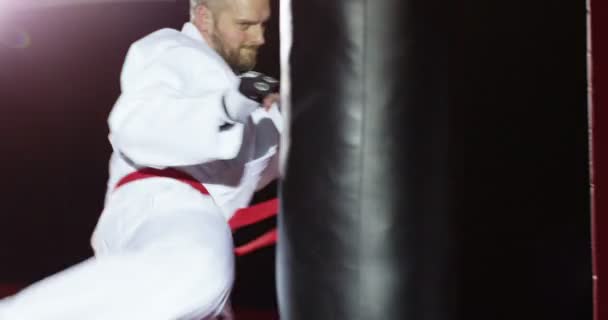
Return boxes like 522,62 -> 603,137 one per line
0,27 -> 31,49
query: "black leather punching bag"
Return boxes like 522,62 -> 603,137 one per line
278,0 -> 455,319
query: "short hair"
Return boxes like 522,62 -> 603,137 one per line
190,0 -> 227,20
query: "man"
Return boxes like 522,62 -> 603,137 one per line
0,0 -> 280,319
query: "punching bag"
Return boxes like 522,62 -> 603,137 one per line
278,0 -> 455,319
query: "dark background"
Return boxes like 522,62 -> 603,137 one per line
448,1 -> 591,318
591,0 -> 607,318
0,0 -> 596,318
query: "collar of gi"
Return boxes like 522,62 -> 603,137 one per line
180,22 -> 238,76
182,22 -> 205,44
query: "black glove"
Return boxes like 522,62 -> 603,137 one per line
238,71 -> 280,103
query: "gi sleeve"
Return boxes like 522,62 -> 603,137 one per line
255,105 -> 283,190
255,150 -> 280,191
108,43 -> 258,167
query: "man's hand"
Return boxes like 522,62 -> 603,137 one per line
262,93 -> 280,111
223,72 -> 280,123
238,71 -> 279,106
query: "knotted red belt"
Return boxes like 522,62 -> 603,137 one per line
114,168 -> 278,256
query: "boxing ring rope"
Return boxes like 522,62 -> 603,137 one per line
229,198 -> 279,256
589,0 -> 607,318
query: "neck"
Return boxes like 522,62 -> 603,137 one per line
192,21 -> 213,48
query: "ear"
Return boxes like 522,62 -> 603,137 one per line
192,5 -> 215,35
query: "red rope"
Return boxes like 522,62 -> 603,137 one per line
229,198 -> 279,231
231,198 -> 279,256
115,168 -> 279,256
235,228 -> 278,256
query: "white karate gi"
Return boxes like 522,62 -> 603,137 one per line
0,22 -> 281,320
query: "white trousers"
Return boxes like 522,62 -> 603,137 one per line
0,178 -> 235,320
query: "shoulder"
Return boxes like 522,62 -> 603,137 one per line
127,28 -> 213,65
120,28 -> 235,90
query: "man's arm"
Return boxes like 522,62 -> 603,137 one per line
108,43 -> 258,168
255,102 -> 282,191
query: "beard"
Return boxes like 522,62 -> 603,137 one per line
211,33 -> 259,74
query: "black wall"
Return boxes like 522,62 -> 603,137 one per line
450,1 -> 591,319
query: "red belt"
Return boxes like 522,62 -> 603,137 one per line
114,168 -> 278,256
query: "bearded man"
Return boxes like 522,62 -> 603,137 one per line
0,1 -> 281,319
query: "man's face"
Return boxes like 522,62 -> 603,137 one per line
205,0 -> 270,73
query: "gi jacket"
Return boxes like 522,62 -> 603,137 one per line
106,22 -> 281,219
